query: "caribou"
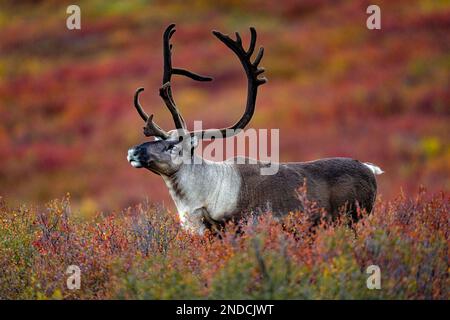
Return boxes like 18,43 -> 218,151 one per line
127,24 -> 383,235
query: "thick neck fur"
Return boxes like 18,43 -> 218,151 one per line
161,155 -> 241,225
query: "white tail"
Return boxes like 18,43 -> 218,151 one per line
363,162 -> 384,175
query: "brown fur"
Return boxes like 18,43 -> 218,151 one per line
233,157 -> 377,224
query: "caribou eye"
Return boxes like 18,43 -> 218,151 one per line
166,144 -> 175,151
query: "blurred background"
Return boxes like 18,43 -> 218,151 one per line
0,0 -> 448,213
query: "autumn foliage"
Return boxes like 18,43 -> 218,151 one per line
0,189 -> 448,299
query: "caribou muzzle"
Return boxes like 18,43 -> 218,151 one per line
127,146 -> 149,168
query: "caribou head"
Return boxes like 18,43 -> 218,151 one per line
127,24 -> 266,176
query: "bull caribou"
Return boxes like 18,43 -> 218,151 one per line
127,24 -> 383,235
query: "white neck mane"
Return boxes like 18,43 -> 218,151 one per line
161,157 -> 241,234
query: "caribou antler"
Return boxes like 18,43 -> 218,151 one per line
134,87 -> 169,139
161,24 -> 213,130
133,24 -> 213,138
143,114 -> 170,139
132,25 -> 266,140
190,27 -> 266,139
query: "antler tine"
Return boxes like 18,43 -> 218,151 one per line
172,68 -> 213,81
211,29 -> 266,82
235,32 -> 242,46
159,82 -> 186,130
168,28 -> 176,39
134,88 -> 170,139
246,27 -> 256,57
253,47 -> 264,66
162,24 -> 176,84
134,87 -> 149,121
143,114 -> 170,139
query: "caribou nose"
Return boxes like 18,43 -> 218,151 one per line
127,148 -> 137,162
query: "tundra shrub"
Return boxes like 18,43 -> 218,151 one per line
0,190 -> 448,299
